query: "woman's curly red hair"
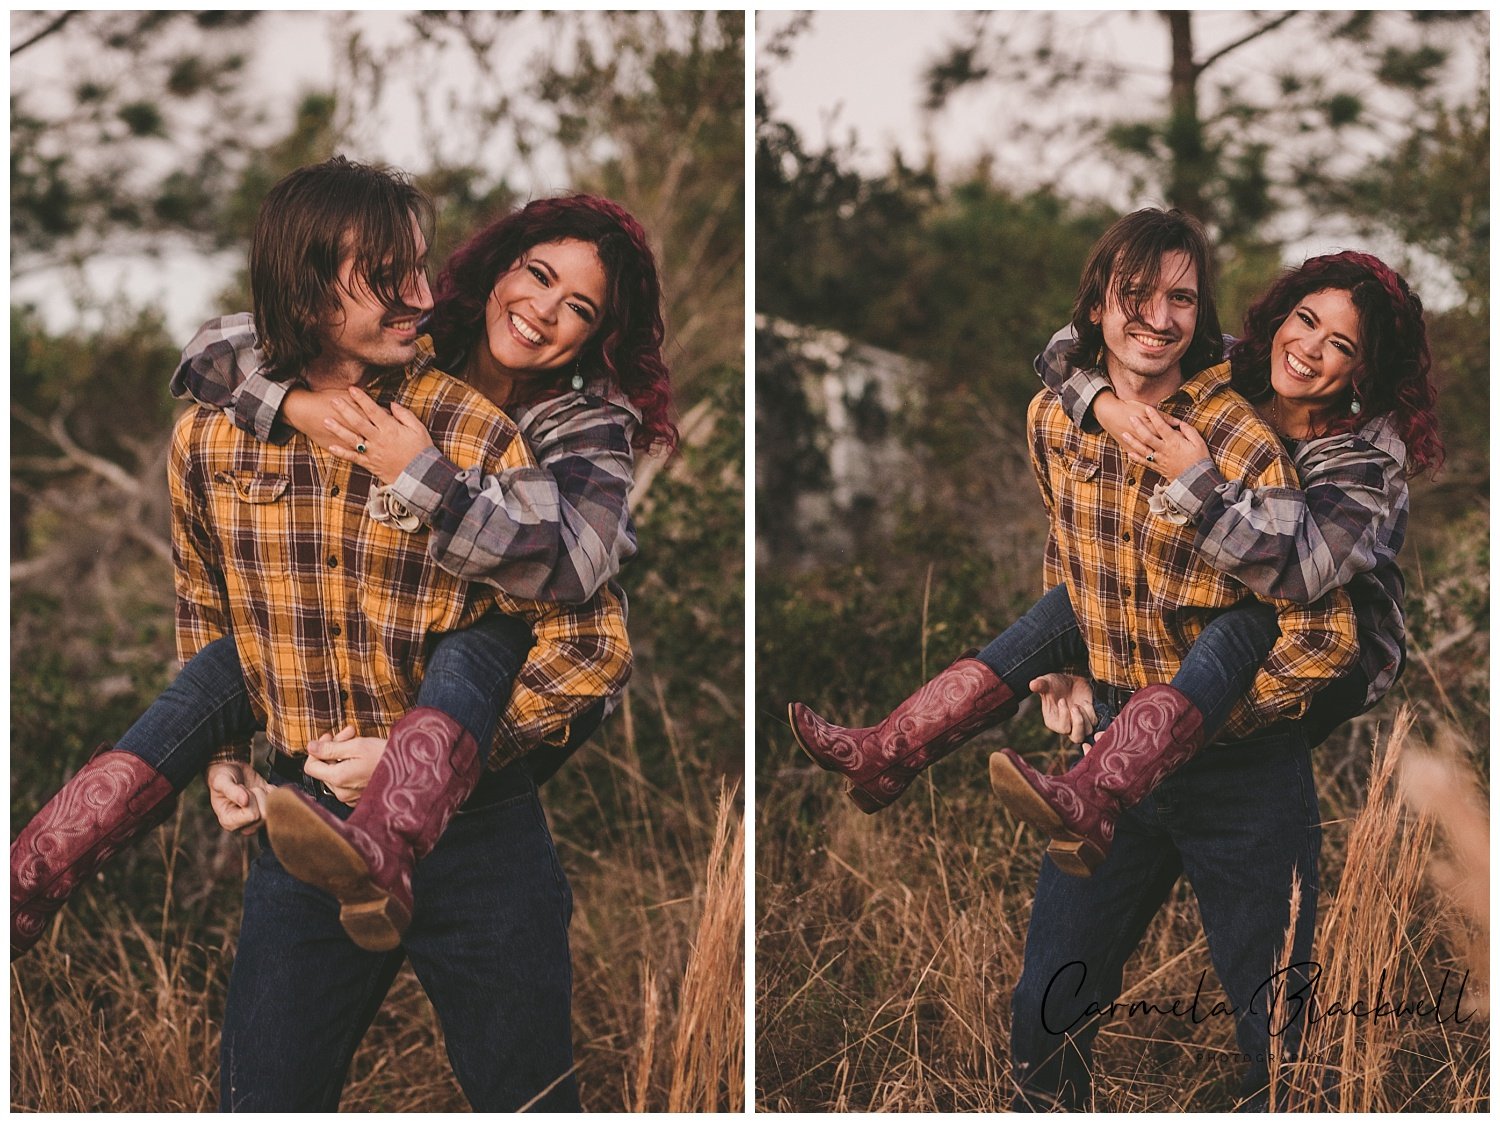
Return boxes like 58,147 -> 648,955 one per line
426,194 -> 677,453
1229,251 -> 1443,476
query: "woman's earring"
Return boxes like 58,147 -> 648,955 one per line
571,357 -> 585,391
1349,386 -> 1363,416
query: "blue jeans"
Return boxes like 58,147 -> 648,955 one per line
1009,704 -> 1321,1110
219,766 -> 579,1111
113,615 -> 533,787
975,583 -> 1091,695
977,587 -> 1340,747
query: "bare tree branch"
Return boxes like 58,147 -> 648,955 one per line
12,403 -> 147,498
11,11 -> 77,57
1192,11 -> 1301,77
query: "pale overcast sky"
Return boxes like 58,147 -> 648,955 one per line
758,10 -> 1484,306
11,11 -> 565,338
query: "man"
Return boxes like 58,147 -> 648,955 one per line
1002,209 -> 1357,1109
170,157 -> 612,1110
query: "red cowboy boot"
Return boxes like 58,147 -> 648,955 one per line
11,746 -> 178,959
264,708 -> 482,952
987,684 -> 1206,876
789,656 -> 1019,813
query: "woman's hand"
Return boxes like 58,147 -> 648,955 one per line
324,386 -> 436,486
283,388 -> 355,453
1117,408 -> 1211,480
1093,391 -> 1167,449
302,724 -> 388,807
1029,673 -> 1097,746
207,761 -> 269,835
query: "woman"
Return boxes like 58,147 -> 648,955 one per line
791,251 -> 1440,875
11,194 -> 675,957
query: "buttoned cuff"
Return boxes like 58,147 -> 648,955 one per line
1162,458 -> 1222,521
209,739 -> 253,766
233,372 -> 293,444
385,445 -> 460,524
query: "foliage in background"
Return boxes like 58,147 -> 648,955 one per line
756,14 -> 1486,1110
922,11 -> 1487,257
11,10 -> 744,1112
11,11 -> 264,274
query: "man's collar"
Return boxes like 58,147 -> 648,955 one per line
309,335 -> 438,403
1157,360 -> 1232,411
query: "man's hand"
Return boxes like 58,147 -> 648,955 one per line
207,761 -> 270,835
302,724 -> 390,806
323,386 -> 436,486
1030,673 -> 1097,746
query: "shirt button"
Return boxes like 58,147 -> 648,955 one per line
1122,531 -> 1131,542
330,623 -> 341,637
339,689 -> 349,702
331,484 -> 341,497
327,555 -> 338,569
1127,477 -> 1136,487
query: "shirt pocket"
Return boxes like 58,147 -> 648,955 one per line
1052,444 -> 1101,485
210,470 -> 292,572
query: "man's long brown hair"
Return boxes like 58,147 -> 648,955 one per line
250,156 -> 434,377
1065,207 -> 1224,378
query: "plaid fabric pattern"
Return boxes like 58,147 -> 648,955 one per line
170,339 -> 631,769
1028,362 -> 1359,738
1171,414 -> 1409,707
173,314 -> 640,604
1036,328 -> 1407,710
169,313 -> 290,445
389,388 -> 639,603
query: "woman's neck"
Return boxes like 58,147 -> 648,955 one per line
460,346 -> 534,411
1264,393 -> 1330,440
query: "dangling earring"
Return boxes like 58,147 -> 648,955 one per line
1349,385 -> 1363,416
571,356 -> 584,392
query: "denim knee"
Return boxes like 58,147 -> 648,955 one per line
976,584 -> 1088,694
418,615 -> 534,745
1170,602 -> 1280,736
115,635 -> 256,788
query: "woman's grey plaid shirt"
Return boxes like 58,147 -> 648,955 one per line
1037,334 -> 1409,707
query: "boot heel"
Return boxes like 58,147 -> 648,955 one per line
339,897 -> 408,953
844,783 -> 888,815
1046,836 -> 1104,878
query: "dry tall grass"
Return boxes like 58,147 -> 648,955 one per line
11,699 -> 746,1112
756,706 -> 1488,1111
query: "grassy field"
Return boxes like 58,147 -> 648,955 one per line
10,709 -> 744,1112
756,698 -> 1486,1111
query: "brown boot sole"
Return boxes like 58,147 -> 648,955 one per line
264,788 -> 409,952
987,753 -> 1102,878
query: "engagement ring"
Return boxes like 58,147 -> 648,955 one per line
356,443 -> 367,454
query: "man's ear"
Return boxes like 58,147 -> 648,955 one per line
1088,304 -> 1102,326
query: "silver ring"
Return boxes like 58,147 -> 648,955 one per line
1146,453 -> 1155,463
356,443 -> 367,454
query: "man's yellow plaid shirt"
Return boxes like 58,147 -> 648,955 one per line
1028,360 -> 1357,738
169,339 -> 631,768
